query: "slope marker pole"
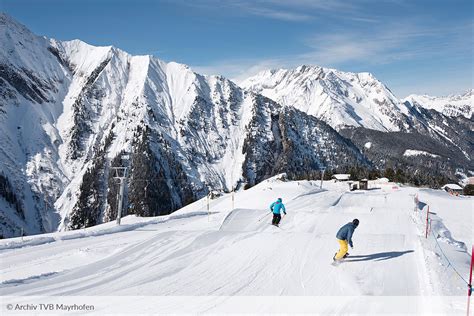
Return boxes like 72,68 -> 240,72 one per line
231,172 -> 235,210
320,167 -> 325,189
207,193 -> 210,222
467,245 -> 473,316
425,205 -> 430,239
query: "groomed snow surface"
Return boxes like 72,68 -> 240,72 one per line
1,177 -> 472,314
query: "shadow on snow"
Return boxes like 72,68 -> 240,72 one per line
344,250 -> 414,262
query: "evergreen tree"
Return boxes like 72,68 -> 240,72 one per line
368,169 -> 381,180
463,184 -> 474,196
394,168 -> 406,183
0,173 -> 24,218
384,167 -> 395,181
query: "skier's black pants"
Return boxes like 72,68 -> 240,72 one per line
272,213 -> 281,225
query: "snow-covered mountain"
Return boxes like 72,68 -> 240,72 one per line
240,65 -> 414,132
240,65 -> 473,178
0,14 -> 368,238
0,13 -> 471,238
240,66 -> 474,137
403,90 -> 473,119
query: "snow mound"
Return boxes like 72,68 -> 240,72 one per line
403,149 -> 439,158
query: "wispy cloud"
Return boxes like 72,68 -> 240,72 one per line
179,0 -> 472,96
241,0 -> 360,15
232,0 -> 351,21
170,0 -> 378,22
306,21 -> 472,66
192,21 -> 473,87
300,24 -> 427,65
231,4 -> 312,21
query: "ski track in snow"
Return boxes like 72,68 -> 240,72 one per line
0,180 -> 470,314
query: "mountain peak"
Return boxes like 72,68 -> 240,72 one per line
0,13 -> 37,38
295,64 -> 321,73
241,64 -> 405,131
0,12 -> 20,26
462,88 -> 473,97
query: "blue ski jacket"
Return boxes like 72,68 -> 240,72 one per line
336,222 -> 356,247
270,200 -> 286,215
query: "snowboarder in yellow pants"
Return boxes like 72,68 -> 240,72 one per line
335,239 -> 349,260
334,219 -> 359,261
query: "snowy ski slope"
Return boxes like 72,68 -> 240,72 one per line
0,177 -> 472,314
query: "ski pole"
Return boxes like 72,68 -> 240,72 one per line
258,211 -> 272,222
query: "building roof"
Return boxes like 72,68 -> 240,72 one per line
441,184 -> 463,190
332,174 -> 351,180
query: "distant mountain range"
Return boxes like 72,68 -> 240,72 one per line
242,65 -> 473,186
403,90 -> 472,119
0,13 -> 472,238
242,66 -> 473,130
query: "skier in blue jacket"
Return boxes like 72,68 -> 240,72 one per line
270,198 -> 286,226
334,219 -> 359,261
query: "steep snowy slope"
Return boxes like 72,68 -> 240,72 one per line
0,178 -> 470,314
0,13 -> 70,237
403,90 -> 473,119
0,14 -> 368,237
240,65 -> 413,131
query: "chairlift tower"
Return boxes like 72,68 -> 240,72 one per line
320,167 -> 326,189
112,153 -> 130,225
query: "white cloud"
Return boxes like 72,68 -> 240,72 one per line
170,0 -> 373,22
235,5 -> 312,21
191,21 -> 472,97
177,1 -> 472,95
300,25 -> 422,66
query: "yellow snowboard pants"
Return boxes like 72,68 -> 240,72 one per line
335,239 -> 348,260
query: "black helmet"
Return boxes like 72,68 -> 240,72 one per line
353,219 -> 359,227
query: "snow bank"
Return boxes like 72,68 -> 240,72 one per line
0,211 -> 209,251
411,190 -> 472,295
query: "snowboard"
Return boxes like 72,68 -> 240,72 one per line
331,252 -> 349,266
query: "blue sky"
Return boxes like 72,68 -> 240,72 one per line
2,0 -> 472,97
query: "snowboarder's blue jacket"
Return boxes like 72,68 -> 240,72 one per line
336,222 -> 356,247
270,200 -> 286,214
